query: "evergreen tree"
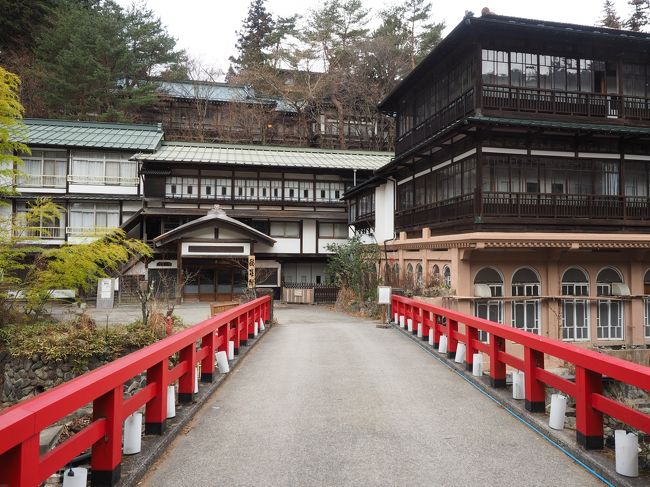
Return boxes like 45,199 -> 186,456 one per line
600,0 -> 623,28
229,0 -> 275,71
626,0 -> 650,31
0,0 -> 56,53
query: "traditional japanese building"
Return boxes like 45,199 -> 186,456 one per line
346,13 -> 650,348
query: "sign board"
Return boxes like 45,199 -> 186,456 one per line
294,289 -> 303,297
248,256 -> 256,289
96,278 -> 114,309
378,286 -> 392,304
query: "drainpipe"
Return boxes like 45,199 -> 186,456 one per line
353,169 -> 357,186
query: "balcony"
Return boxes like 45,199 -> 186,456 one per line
482,85 -> 650,122
395,194 -> 475,230
395,89 -> 475,157
68,175 -> 139,186
65,227 -> 117,237
16,174 -> 66,188
13,226 -> 65,239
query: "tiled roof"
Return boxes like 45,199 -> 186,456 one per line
467,115 -> 650,135
21,119 -> 164,151
134,141 -> 392,170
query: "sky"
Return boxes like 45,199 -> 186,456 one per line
116,0 -> 632,76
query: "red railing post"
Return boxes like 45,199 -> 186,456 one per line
200,331 -> 216,382
488,335 -> 506,388
465,325 -> 478,371
178,343 -> 196,404
248,309 -> 255,339
234,316 -> 242,354
446,319 -> 458,359
236,318 -> 246,347
0,435 -> 39,487
91,385 -> 123,486
145,361 -> 167,435
432,313 -> 441,347
217,325 -> 228,354
575,366 -> 604,449
523,347 -> 545,413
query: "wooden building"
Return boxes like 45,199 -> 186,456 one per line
346,13 -> 650,349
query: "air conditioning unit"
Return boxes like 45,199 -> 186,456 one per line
148,260 -> 178,270
611,283 -> 631,297
474,284 -> 492,298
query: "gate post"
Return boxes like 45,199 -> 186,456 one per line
575,366 -> 604,449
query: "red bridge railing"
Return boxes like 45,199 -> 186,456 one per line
0,295 -> 271,487
392,295 -> 650,449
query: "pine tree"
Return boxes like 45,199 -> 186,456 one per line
229,0 -> 275,71
600,0 -> 623,28
626,0 -> 650,31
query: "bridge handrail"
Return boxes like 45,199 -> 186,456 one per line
392,294 -> 650,450
0,295 -> 271,486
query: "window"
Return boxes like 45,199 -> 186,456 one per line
69,202 -> 119,234
623,63 -> 646,98
511,268 -> 540,334
596,268 -> 624,340
234,179 -> 258,200
415,264 -> 423,288
319,222 -> 348,238
644,270 -> 650,339
15,201 -> 64,238
284,180 -> 300,201
70,151 -> 137,186
165,177 -> 198,198
406,263 -> 414,283
201,177 -> 231,199
315,181 -> 345,202
625,162 -> 650,197
270,221 -> 300,238
18,150 -> 67,188
443,266 -> 451,287
474,267 -> 504,341
482,49 -> 509,85
561,268 -> 590,341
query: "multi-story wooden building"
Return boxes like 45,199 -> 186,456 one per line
6,119 -> 389,301
347,13 -> 650,348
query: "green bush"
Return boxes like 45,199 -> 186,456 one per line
0,321 -> 159,361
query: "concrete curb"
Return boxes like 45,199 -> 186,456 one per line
117,323 -> 274,487
392,324 -> 649,487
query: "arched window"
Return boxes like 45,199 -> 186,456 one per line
596,267 -> 623,340
432,265 -> 440,285
511,267 -> 540,334
393,263 -> 400,281
561,268 -> 589,341
415,263 -> 423,288
443,266 -> 451,287
643,271 -> 650,338
406,264 -> 414,287
384,263 -> 391,283
474,267 -> 503,341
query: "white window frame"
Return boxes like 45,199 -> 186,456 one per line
319,222 -> 348,239
644,297 -> 650,339
596,283 -> 624,340
18,149 -> 67,188
69,151 -> 138,186
511,281 -> 540,334
67,202 -> 120,236
561,281 -> 590,341
166,176 -> 198,199
270,221 -> 300,238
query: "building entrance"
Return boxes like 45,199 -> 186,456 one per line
183,261 -> 247,302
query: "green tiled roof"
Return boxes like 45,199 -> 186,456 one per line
21,119 -> 164,151
134,141 -> 392,170
467,115 -> 650,135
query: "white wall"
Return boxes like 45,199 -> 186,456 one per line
374,180 -> 395,243
318,238 -> 348,253
302,219 -> 317,253
68,184 -> 138,195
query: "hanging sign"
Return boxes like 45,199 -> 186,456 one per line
248,256 -> 256,288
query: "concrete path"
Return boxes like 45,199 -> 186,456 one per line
142,306 -> 599,487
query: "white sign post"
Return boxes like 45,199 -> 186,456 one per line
96,278 -> 114,309
377,286 -> 392,326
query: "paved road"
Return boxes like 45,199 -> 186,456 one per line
143,306 -> 599,487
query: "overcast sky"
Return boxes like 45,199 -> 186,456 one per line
117,0 -> 632,75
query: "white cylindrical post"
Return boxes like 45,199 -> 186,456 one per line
438,335 -> 448,354
615,430 -> 639,477
260,319 -> 265,331
454,343 -> 466,363
417,323 -> 423,338
62,468 -> 87,487
228,340 -> 235,360
472,353 -> 483,377
166,384 -> 176,419
194,365 -> 199,394
394,313 -> 398,324
216,351 -> 230,374
123,412 -> 142,455
512,371 -> 525,400
254,322 -> 259,337
399,316 -> 405,328
407,318 -> 413,332
428,330 -> 434,346
548,394 -> 567,430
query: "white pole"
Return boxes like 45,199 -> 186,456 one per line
228,340 -> 235,360
166,384 -> 176,419
472,353 -> 483,377
549,394 -> 567,430
260,319 -> 265,331
399,315 -> 405,328
194,365 -> 199,394
216,351 -> 230,374
254,322 -> 259,337
454,343 -> 466,364
407,318 -> 413,332
512,371 -> 525,400
428,330 -> 434,346
394,313 -> 398,324
62,468 -> 88,487
123,412 -> 142,455
438,335 -> 448,354
417,323 -> 423,338
615,430 -> 639,477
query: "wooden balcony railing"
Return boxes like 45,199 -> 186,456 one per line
16,174 -> 66,188
395,194 -> 475,230
395,89 -> 475,156
13,226 -> 64,239
482,84 -> 650,121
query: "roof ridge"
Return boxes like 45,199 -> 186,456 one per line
23,118 -> 163,132
159,140 -> 391,156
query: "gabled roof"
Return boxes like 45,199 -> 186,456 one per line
21,119 -> 164,151
134,141 -> 392,171
157,81 -> 298,114
153,206 -> 276,247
